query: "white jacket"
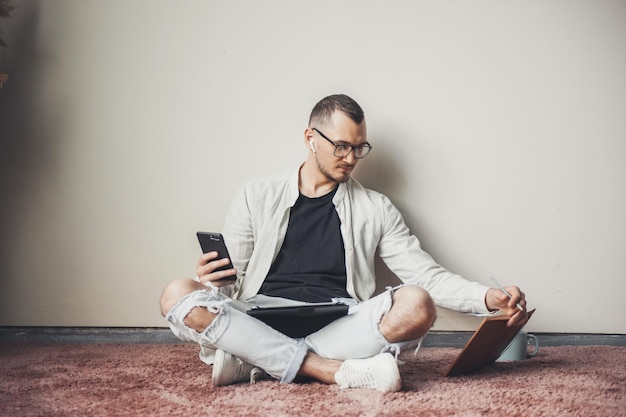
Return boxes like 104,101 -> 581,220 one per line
222,168 -> 491,314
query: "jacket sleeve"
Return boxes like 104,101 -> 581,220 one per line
376,195 -> 491,314
221,183 -> 255,298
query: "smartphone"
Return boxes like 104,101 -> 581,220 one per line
196,232 -> 237,281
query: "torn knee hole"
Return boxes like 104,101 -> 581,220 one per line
183,305 -> 221,333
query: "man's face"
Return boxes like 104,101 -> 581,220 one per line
308,111 -> 368,184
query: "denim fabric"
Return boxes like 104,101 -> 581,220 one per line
166,285 -> 426,383
305,285 -> 425,360
166,288 -> 304,382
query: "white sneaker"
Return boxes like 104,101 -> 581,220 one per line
212,349 -> 266,387
334,353 -> 401,392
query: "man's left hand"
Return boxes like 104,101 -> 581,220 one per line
485,286 -> 528,327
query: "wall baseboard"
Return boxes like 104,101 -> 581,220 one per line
1,327 -> 624,347
420,331 -> 626,347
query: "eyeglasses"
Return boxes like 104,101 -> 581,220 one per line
312,128 -> 373,159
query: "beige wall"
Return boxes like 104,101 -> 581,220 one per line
1,0 -> 624,332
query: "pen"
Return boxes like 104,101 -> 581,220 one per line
488,275 -> 524,312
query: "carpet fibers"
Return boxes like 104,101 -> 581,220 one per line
0,343 -> 623,416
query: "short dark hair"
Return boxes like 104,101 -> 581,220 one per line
308,94 -> 364,126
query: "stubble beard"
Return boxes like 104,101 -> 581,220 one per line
315,154 -> 352,184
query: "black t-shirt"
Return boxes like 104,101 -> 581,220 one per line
259,187 -> 350,302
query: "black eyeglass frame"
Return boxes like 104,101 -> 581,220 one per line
311,128 -> 373,159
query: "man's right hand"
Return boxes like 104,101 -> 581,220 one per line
196,252 -> 237,287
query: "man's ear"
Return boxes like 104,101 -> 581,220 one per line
304,128 -> 315,148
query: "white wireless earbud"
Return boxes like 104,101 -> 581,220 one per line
309,139 -> 316,153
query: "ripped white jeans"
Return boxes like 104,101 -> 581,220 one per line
165,284 -> 424,384
305,285 -> 425,360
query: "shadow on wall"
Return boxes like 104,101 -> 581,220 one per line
355,128 -> 429,294
0,4 -> 61,305
355,125 -> 457,295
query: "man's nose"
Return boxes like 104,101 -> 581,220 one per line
343,149 -> 357,164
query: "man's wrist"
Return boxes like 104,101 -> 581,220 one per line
484,288 -> 498,312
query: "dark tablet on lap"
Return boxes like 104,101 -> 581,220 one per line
247,303 -> 349,338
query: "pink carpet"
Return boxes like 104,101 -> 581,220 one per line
0,343 -> 624,416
